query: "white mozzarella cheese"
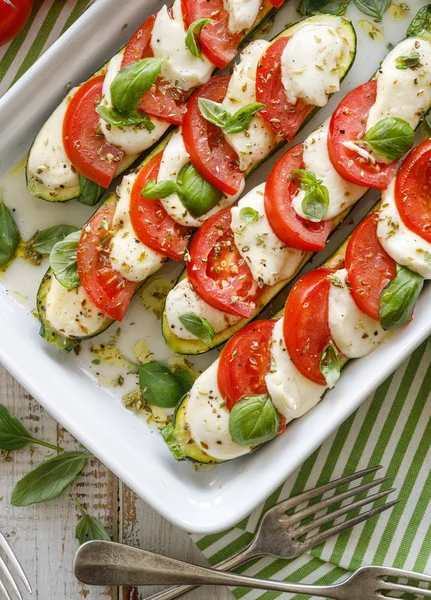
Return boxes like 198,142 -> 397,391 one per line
223,0 -> 262,34
377,179 -> 431,279
231,184 -> 305,286
328,269 -> 386,358
265,318 -> 325,421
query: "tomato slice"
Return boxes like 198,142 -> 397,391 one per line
121,13 -> 186,125
187,208 -> 259,318
395,139 -> 431,244
256,37 -> 311,141
182,76 -> 243,196
345,212 -> 396,321
269,0 -> 285,6
63,76 -> 124,188
181,0 -> 240,69
283,268 -> 334,385
264,144 -> 332,251
328,80 -> 398,190
129,152 -> 191,261
77,198 -> 137,322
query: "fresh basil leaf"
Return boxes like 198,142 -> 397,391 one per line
360,117 -> 415,161
177,162 -> 222,218
395,51 -> 422,70
240,207 -> 259,224
78,174 -> 105,207
139,361 -> 186,408
291,169 -> 329,221
185,18 -> 213,58
299,0 -> 350,15
178,312 -> 215,344
11,452 -> 92,506
229,394 -> 280,447
141,178 -> 178,200
97,105 -> 155,131
354,0 -> 390,20
223,102 -> 266,135
171,367 -> 195,397
50,230 -> 81,290
320,340 -> 341,389
290,168 -> 317,188
198,98 -> 231,129
75,498 -> 111,545
0,404 -> 63,451
406,5 -> 431,41
0,201 -> 19,268
111,57 -> 164,112
379,264 -> 424,330
28,225 -> 78,257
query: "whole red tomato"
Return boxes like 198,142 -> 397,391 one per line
0,0 -> 33,46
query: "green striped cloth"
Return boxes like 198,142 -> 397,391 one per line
2,4 -> 431,599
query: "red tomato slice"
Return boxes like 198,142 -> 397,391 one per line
264,144 -> 332,251
182,76 -> 243,196
345,212 -> 396,321
256,37 -> 311,141
129,152 -> 191,261
122,14 -> 156,65
269,0 -> 285,6
395,139 -> 431,244
181,0 -> 240,69
0,0 -> 32,46
77,198 -> 137,322
187,208 -> 260,318
328,80 -> 398,190
63,76 -> 124,188
283,268 -> 334,385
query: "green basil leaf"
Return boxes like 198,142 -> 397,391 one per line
97,105 -> 155,131
240,207 -> 259,224
0,201 -> 19,268
139,361 -> 186,408
50,230 -> 81,290
229,394 -> 280,447
28,224 -> 79,257
290,168 -> 317,188
185,18 -> 213,58
111,57 -> 164,112
223,102 -> 266,135
395,51 -> 422,70
320,340 -> 341,389
406,5 -> 431,41
0,404 -> 63,451
11,452 -> 92,506
298,0 -> 350,16
198,98 -> 231,128
177,162 -> 222,218
75,498 -> 111,545
354,0 -> 390,20
291,169 -> 329,221
178,312 -> 215,344
379,264 -> 424,330
141,178 -> 179,200
78,174 -> 105,207
171,368 -> 195,397
360,117 -> 415,161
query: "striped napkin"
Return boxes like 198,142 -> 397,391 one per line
2,3 -> 431,599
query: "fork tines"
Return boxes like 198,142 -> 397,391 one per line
370,566 -> 431,599
0,532 -> 32,600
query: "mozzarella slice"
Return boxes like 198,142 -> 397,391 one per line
292,120 -> 366,221
165,278 -> 240,340
186,361 -> 253,460
109,174 -> 165,282
231,184 -> 305,286
377,179 -> 431,279
223,0 -> 262,34
281,24 -> 350,108
265,318 -> 325,421
99,52 -> 170,156
328,269 -> 386,358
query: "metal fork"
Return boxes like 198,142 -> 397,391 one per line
0,532 -> 32,600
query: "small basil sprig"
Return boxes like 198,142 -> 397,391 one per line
357,117 -> 414,162
354,0 -> 390,21
11,452 -> 92,506
78,174 -> 105,207
240,207 -> 259,224
229,394 -> 280,447
141,179 -> 179,200
320,340 -> 341,389
0,201 -> 19,268
290,169 -> 329,222
97,105 -> 155,132
139,361 -> 193,408
75,498 -> 111,545
0,404 -> 63,452
185,18 -> 213,58
28,224 -> 79,257
395,51 -> 422,70
111,58 -> 164,113
379,264 -> 424,330
179,312 -> 215,344
298,0 -> 350,15
50,230 -> 81,289
198,98 -> 266,135
406,5 -> 431,40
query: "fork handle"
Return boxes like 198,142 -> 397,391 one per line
74,541 -> 344,599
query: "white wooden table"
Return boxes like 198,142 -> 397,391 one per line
0,365 -> 232,600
